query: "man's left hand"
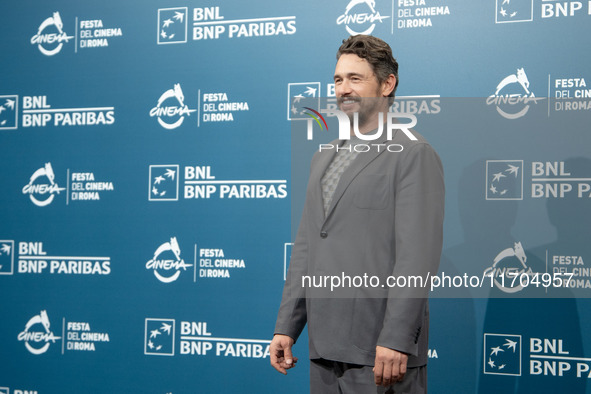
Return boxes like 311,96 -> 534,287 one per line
373,346 -> 408,387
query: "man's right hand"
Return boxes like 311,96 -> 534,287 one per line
270,334 -> 298,375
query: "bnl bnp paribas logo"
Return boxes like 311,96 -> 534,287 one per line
495,0 -> 590,23
495,0 -> 534,23
17,310 -> 61,355
144,318 -> 271,358
0,241 -> 15,275
30,12 -> 73,56
145,319 -> 175,356
158,6 -> 296,43
150,84 -> 196,130
483,334 -> 591,379
149,165 -> 179,201
484,333 -> 522,376
157,8 -> 188,44
486,160 -> 524,200
0,96 -> 18,130
287,83 -> 321,121
336,0 -> 390,35
22,163 -> 65,207
487,68 -> 544,119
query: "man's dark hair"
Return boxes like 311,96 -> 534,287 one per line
336,35 -> 399,103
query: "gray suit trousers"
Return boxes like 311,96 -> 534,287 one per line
310,358 -> 427,394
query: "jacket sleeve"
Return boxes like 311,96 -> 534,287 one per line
273,197 -> 310,342
376,142 -> 445,356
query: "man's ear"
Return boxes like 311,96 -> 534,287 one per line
381,74 -> 396,97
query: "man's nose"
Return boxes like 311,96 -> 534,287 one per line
336,80 -> 352,96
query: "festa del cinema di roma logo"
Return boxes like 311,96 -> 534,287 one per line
146,237 -> 192,283
17,310 -> 61,355
337,0 -> 389,35
22,162 -> 65,207
31,11 -> 73,56
150,84 -> 196,130
483,241 -> 534,293
487,67 -> 544,119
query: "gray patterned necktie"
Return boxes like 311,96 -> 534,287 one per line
321,142 -> 360,216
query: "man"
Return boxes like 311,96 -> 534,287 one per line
271,35 -> 444,393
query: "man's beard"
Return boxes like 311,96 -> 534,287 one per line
337,96 -> 384,130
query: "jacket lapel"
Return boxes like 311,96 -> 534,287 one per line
310,144 -> 338,219
323,134 -> 390,221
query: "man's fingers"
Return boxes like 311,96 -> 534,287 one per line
382,362 -> 394,387
374,361 -> 384,386
375,346 -> 409,386
269,339 -> 287,374
270,335 -> 296,375
279,356 -> 298,370
282,345 -> 294,366
398,356 -> 407,380
396,352 -> 408,381
271,359 -> 287,374
270,351 -> 287,374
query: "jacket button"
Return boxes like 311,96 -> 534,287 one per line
320,231 -> 328,239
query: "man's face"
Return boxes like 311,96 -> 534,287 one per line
334,53 -> 387,128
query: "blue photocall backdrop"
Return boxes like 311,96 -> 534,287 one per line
1,0 -> 590,393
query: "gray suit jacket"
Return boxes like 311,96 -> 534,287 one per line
275,128 -> 444,367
